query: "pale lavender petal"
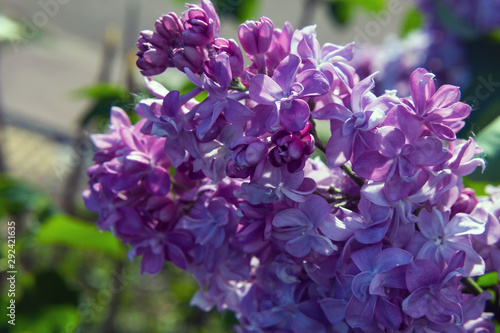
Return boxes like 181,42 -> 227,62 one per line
273,209 -> 310,228
375,126 -> 405,158
402,287 -> 430,318
428,123 -> 457,141
312,102 -> 351,121
409,136 -> 448,166
353,150 -> 394,182
351,243 -> 381,272
144,77 -> 169,98
299,195 -> 331,227
110,106 -> 132,128
273,54 -> 301,92
249,74 -> 282,104
319,298 -> 346,324
375,248 -> 413,273
295,69 -> 330,97
446,213 -> 485,237
325,129 -> 353,167
409,68 -> 435,116
417,208 -> 445,241
406,259 -> 440,292
385,104 -> 421,142
286,234 -> 312,257
310,235 -> 337,256
145,166 -> 171,196
280,99 -> 310,132
351,73 -> 377,114
375,298 -> 403,330
427,84 -> 460,110
345,294 -> 377,328
225,99 -> 255,124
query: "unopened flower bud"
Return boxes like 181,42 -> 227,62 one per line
238,17 -> 274,55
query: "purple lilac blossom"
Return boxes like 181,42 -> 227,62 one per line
83,1 -> 499,331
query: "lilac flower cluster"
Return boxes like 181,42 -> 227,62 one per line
84,1 -> 500,331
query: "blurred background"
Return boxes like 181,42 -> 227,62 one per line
0,0 -> 499,332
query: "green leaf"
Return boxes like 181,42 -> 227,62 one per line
401,6 -> 423,37
355,0 -> 385,12
235,0 -> 259,22
477,272 -> 498,288
74,83 -> 130,101
0,14 -> 24,43
469,114 -> 500,184
462,177 -> 490,197
37,215 -> 125,259
15,305 -> 79,333
211,0 -> 259,21
74,83 -> 133,127
327,1 -> 353,26
0,176 -> 52,218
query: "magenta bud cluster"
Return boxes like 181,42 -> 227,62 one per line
85,1 -> 500,332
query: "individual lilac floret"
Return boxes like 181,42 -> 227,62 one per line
179,197 -> 235,248
353,125 -> 448,201
407,207 -> 485,277
313,73 -> 398,167
345,243 -> 413,329
272,195 -> 337,257
187,53 -> 254,139
269,122 -> 315,173
249,54 -> 330,132
291,25 -> 355,88
403,251 -> 466,331
226,136 -> 267,182
399,68 -> 471,141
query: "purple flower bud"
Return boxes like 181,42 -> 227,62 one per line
451,188 -> 478,217
205,38 -> 244,79
155,13 -> 184,43
269,122 -> 315,173
182,1 -> 220,46
238,17 -> 274,55
136,33 -> 170,76
226,136 -> 268,181
172,46 -> 204,73
136,13 -> 184,76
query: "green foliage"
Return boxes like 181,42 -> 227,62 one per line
401,6 -> 423,37
327,0 -> 386,26
327,1 -> 352,26
224,0 -> 260,22
353,0 -> 385,12
470,114 -> 500,184
0,14 -> 24,43
0,176 -> 53,218
12,305 -> 80,333
75,82 -> 135,128
477,272 -> 499,288
462,178 -> 491,197
37,215 -> 126,259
